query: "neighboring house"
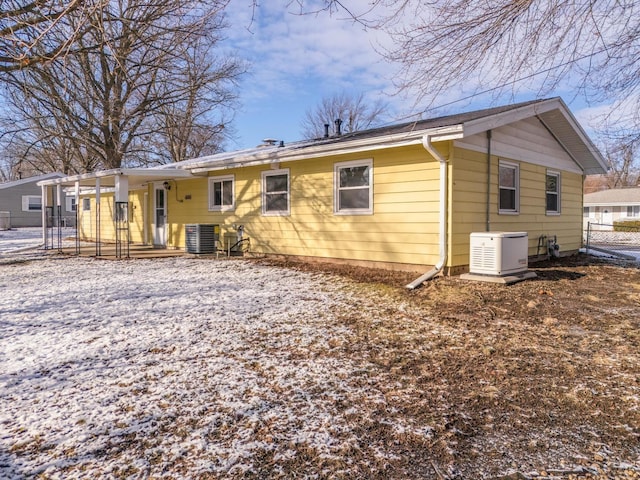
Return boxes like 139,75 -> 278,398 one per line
584,187 -> 640,230
38,98 -> 606,278
0,173 -> 77,228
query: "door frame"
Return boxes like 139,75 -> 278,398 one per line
153,183 -> 168,247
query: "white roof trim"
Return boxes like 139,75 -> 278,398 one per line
584,201 -> 640,207
463,98 -> 563,137
37,168 -> 194,187
0,172 -> 66,189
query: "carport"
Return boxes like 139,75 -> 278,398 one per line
37,168 -> 195,257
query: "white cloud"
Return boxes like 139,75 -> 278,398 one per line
224,1 -> 396,102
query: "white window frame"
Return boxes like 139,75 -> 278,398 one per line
261,168 -> 290,216
208,175 -> 235,212
627,205 -> 640,218
21,195 -> 42,212
545,170 -> 561,215
65,196 -> 77,213
498,161 -> 519,214
82,198 -> 91,211
334,159 -> 373,215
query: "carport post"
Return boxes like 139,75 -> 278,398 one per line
96,178 -> 101,256
41,184 -> 48,247
115,174 -> 129,203
75,181 -> 80,254
56,184 -> 62,250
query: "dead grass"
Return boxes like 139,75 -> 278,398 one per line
254,255 -> 640,478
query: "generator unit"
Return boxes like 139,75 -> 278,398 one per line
185,224 -> 219,254
469,232 -> 529,276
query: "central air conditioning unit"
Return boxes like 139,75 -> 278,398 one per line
185,224 -> 219,254
469,232 -> 529,276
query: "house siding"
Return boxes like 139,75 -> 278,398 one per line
165,144 -> 443,269
78,190 -> 147,244
0,176 -> 71,228
450,146 -> 584,267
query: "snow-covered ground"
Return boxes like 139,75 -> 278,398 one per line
581,246 -> 640,261
0,227 -> 45,254
2,230 -> 637,478
0,254 -> 402,478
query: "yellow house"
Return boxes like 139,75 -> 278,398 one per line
38,98 -> 606,285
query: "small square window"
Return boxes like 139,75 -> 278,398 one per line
498,161 -> 519,214
82,198 -> 91,211
262,169 -> 290,216
546,171 -> 561,215
208,175 -> 234,212
334,159 -> 373,215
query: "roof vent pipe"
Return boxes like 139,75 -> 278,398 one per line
324,123 -> 330,138
334,118 -> 342,136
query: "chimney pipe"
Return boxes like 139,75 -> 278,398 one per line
334,118 -> 342,136
324,123 -> 330,138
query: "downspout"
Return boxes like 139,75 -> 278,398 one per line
406,134 -> 449,289
486,130 -> 492,231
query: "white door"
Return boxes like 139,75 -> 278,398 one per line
602,208 -> 613,228
153,185 -> 167,246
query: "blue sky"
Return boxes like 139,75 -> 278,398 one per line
221,1 -> 614,151
223,1 -> 413,149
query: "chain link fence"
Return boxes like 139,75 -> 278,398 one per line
584,222 -> 640,260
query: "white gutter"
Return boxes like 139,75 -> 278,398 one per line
406,134 -> 449,289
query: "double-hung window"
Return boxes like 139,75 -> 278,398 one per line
262,169 -> 290,216
628,205 -> 640,218
334,159 -> 373,215
21,195 -> 42,212
498,161 -> 519,214
66,196 -> 77,213
208,175 -> 234,212
545,171 -> 561,215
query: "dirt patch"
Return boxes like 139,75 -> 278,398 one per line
254,255 -> 640,478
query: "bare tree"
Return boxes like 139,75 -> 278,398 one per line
300,92 -> 387,139
0,0 -> 105,73
290,1 -> 640,147
154,40 -> 241,164
2,0 -> 244,173
602,143 -> 639,189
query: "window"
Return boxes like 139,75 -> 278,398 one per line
498,161 -> 519,214
208,175 -> 234,212
66,196 -> 77,212
82,198 -> 91,211
262,169 -> 290,216
21,195 -> 42,212
334,159 -> 373,214
627,205 -> 640,217
545,171 -> 561,214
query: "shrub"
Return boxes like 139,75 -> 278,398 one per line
613,220 -> 640,232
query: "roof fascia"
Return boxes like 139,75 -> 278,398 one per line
584,201 -> 640,206
37,168 -> 194,187
462,98 -> 560,137
1,172 -> 65,189
462,97 -> 607,174
542,100 -> 608,172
